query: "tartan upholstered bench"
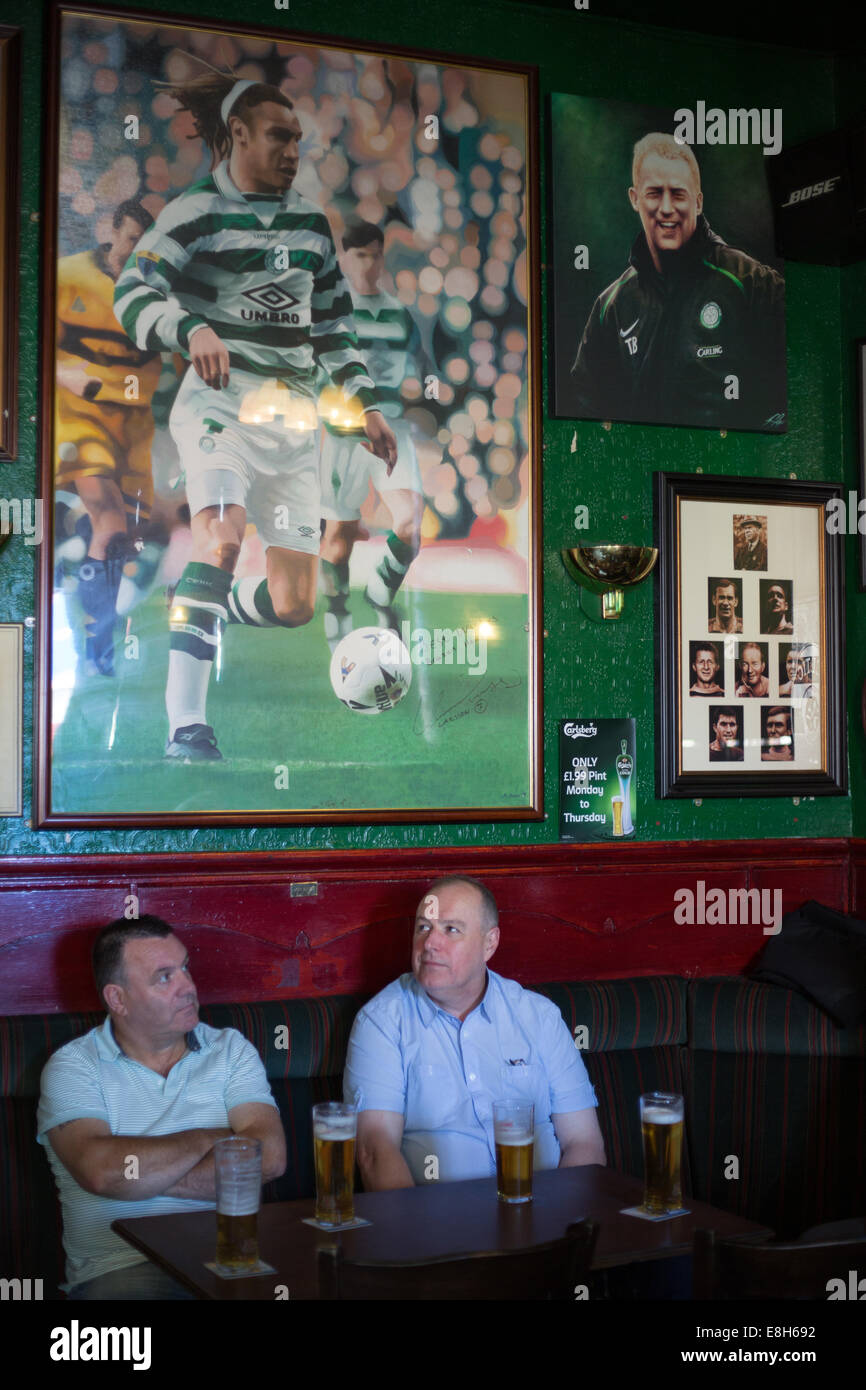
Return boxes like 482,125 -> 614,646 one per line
2,980 -> 864,1296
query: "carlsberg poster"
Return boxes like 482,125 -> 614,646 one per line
559,718 -> 637,842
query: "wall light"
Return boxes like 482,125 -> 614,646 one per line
561,545 -> 658,621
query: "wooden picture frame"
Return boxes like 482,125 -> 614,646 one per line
857,339 -> 866,592
36,4 -> 541,827
655,471 -> 846,798
0,28 -> 21,460
0,623 -> 23,816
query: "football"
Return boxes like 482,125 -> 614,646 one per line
329,627 -> 412,714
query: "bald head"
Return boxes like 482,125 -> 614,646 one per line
421,876 -> 499,932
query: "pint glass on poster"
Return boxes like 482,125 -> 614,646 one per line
493,1100 -> 534,1204
639,1092 -> 684,1214
214,1137 -> 262,1272
312,1103 -> 357,1226
612,796 -> 624,837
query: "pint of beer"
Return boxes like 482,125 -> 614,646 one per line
611,796 -> 624,837
493,1101 -> 534,1204
639,1092 -> 684,1215
214,1137 -> 262,1272
312,1103 -> 357,1226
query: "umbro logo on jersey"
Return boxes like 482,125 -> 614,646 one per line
70,297 -> 86,313
242,282 -> 300,312
241,282 -> 302,324
619,319 -> 639,338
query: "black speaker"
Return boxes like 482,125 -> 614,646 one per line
767,125 -> 866,265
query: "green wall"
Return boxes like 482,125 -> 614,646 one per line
0,0 -> 859,855
834,49 -> 866,835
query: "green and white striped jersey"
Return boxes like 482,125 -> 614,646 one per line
350,289 -> 420,412
114,161 -> 379,412
321,288 -> 420,434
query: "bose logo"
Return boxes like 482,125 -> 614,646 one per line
781,177 -> 841,208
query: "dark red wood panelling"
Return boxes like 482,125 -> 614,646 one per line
850,839 -> 866,919
0,840 -> 851,1014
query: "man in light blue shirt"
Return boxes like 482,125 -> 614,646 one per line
344,876 -> 605,1190
37,915 -> 286,1299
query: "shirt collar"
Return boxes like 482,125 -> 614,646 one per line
630,213 -> 715,281
413,969 -> 496,1026
98,1016 -> 124,1059
213,159 -> 297,210
99,1015 -> 204,1059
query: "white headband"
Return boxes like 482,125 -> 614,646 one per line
220,79 -> 256,127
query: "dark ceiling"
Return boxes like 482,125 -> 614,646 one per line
513,0 -> 863,56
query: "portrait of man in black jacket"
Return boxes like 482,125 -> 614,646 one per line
567,131 -> 786,432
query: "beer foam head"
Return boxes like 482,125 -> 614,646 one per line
315,1124 -> 355,1140
218,1193 -> 260,1216
642,1106 -> 680,1124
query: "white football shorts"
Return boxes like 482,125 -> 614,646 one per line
170,366 -> 321,553
320,416 -> 421,521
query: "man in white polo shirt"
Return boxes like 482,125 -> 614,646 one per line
37,915 -> 286,1299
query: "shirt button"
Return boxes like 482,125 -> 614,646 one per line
468,1073 -> 476,1081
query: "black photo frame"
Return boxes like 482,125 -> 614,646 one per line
655,471 -> 847,798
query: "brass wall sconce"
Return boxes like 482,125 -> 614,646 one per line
561,545 -> 659,620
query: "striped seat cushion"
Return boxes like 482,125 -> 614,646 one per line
533,979 -> 689,1186
687,980 -> 866,1234
0,1013 -> 103,1292
5,977 -> 864,1294
199,996 -> 364,1079
0,1011 -> 105,1098
199,998 -> 367,1202
532,977 -> 687,1051
689,977 -> 866,1055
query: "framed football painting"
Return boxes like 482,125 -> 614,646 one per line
655,472 -> 847,798
36,6 -> 540,826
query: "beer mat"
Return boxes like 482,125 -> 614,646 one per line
620,1205 -> 691,1222
301,1216 -> 373,1232
204,1259 -> 278,1279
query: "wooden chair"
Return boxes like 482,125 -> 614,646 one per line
693,1228 -> 866,1300
317,1219 -> 598,1300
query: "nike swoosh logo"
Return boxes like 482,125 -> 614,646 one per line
620,319 -> 639,337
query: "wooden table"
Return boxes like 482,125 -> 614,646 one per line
113,1166 -> 772,1300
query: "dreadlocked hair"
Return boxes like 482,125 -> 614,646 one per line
159,74 -> 293,165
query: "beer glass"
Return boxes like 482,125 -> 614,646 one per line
639,1092 -> 684,1214
214,1137 -> 262,1272
312,1102 -> 357,1226
493,1101 -> 534,1204
611,796 -> 624,837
